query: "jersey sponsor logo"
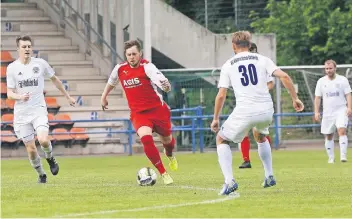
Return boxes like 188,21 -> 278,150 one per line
325,91 -> 339,97
123,78 -> 141,88
18,78 -> 39,88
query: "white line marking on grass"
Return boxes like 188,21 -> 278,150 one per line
56,193 -> 240,218
171,185 -> 218,191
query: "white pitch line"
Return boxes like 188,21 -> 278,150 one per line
57,193 -> 240,218
171,185 -> 218,191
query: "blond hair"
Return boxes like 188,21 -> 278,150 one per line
324,59 -> 337,67
232,31 -> 251,48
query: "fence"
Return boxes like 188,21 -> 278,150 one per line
162,64 -> 352,144
3,105 -> 352,155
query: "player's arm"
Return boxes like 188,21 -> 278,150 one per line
49,75 -> 74,104
144,63 -> 171,92
211,63 -> 230,133
314,79 -> 322,121
272,69 -> 297,99
343,78 -> 352,116
101,64 -> 120,110
272,68 -> 304,112
41,59 -> 75,106
213,88 -> 227,121
267,75 -> 275,90
6,65 -> 29,101
7,88 -> 28,101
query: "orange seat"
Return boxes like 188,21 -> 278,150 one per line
55,114 -> 73,124
1,98 -> 7,110
1,82 -> 7,94
2,113 -> 13,123
45,97 -> 60,107
5,99 -> 15,110
1,51 -> 14,63
52,128 -> 73,141
1,130 -> 18,143
1,113 -> 14,128
1,66 -> 7,79
48,113 -> 58,126
70,127 -> 89,141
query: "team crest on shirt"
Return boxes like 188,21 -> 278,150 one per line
32,66 -> 40,74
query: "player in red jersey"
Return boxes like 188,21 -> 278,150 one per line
101,40 -> 177,185
239,43 -> 273,169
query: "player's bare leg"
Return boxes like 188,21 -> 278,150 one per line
37,127 -> 59,175
253,128 -> 276,188
23,139 -> 47,183
138,126 -> 173,185
159,134 -> 178,171
216,134 -> 238,195
337,128 -> 348,162
324,133 -> 335,163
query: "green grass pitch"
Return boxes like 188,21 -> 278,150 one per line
1,149 -> 352,218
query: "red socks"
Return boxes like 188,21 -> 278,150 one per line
241,136 -> 272,162
163,137 -> 175,157
241,136 -> 250,162
140,135 -> 166,174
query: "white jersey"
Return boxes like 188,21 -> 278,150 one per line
6,58 -> 55,122
218,51 -> 278,115
315,74 -> 351,117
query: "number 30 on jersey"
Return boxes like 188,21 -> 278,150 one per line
239,64 -> 258,86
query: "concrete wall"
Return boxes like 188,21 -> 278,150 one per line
32,0 -> 276,71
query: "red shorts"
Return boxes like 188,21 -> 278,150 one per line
130,103 -> 172,136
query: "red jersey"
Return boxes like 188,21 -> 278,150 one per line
108,59 -> 168,113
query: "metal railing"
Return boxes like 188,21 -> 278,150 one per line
44,0 -> 124,69
3,105 -> 351,154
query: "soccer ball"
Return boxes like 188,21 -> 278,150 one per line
137,167 -> 157,186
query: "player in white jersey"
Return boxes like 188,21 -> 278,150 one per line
314,59 -> 352,163
6,35 -> 76,183
210,31 -> 304,195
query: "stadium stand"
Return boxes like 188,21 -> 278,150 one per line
1,1 -> 131,155
1,66 -> 7,80
0,51 -> 14,64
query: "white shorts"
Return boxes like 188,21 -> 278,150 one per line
219,109 -> 274,143
14,108 -> 49,143
321,110 -> 348,135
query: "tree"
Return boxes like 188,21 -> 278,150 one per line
251,0 -> 352,65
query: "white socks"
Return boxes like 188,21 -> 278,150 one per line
29,155 -> 46,176
325,139 -> 335,160
257,139 -> 273,178
217,144 -> 234,184
41,142 -> 53,159
339,135 -> 348,160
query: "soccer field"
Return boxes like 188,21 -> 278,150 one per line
1,149 -> 352,218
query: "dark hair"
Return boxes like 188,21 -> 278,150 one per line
249,43 -> 258,53
124,40 -> 141,53
16,35 -> 32,47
